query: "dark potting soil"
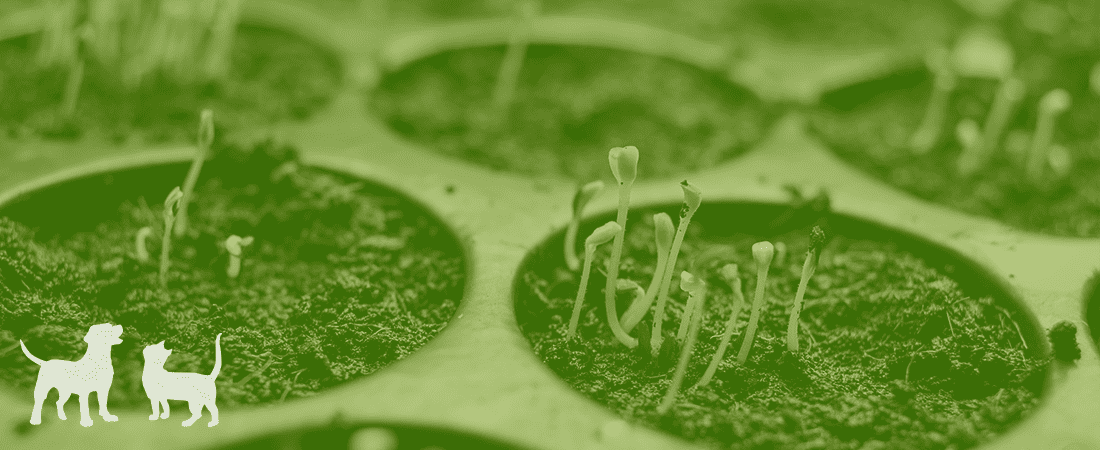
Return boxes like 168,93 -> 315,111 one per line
0,142 -> 464,408
808,8 -> 1100,237
370,45 -> 777,181
0,25 -> 341,143
517,206 -> 1046,450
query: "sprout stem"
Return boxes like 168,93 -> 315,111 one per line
786,226 -> 826,352
135,226 -> 154,263
175,109 -> 214,237
650,181 -> 702,356
909,48 -> 956,154
159,187 -> 184,288
567,221 -> 621,340
491,0 -> 538,117
736,242 -> 775,364
621,212 -> 674,332
605,147 -> 640,348
696,264 -> 744,388
957,77 -> 1025,175
225,235 -> 254,279
657,271 -> 706,415
565,181 -> 605,271
1026,89 -> 1071,183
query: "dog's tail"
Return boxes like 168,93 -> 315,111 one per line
209,333 -> 222,379
19,340 -> 45,365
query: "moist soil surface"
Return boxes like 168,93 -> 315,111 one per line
808,4 -> 1100,237
518,205 -> 1047,450
370,44 -> 778,181
0,25 -> 341,144
0,142 -> 464,409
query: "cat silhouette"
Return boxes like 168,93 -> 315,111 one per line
142,334 -> 222,427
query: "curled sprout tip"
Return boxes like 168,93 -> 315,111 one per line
573,180 -> 605,214
680,181 -> 702,217
752,241 -> 775,266
608,146 -> 639,185
586,222 -> 621,247
199,109 -> 214,147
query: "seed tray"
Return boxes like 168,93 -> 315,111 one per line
0,3 -> 1097,450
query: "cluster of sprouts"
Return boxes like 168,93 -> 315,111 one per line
563,146 -> 830,413
906,36 -> 1084,184
39,0 -> 242,118
134,110 -> 261,286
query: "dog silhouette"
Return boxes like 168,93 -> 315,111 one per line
20,323 -> 124,427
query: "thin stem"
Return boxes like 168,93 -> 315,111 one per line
736,242 -> 774,364
604,182 -> 637,348
159,187 -> 183,289
621,213 -> 673,332
135,226 -> 154,263
1026,89 -> 1071,183
650,214 -> 693,355
676,282 -> 698,342
564,218 -> 582,271
567,246 -> 597,339
491,0 -> 537,117
60,58 -> 84,120
696,272 -> 744,388
657,284 -> 706,415
786,250 -> 818,352
909,52 -> 956,153
175,110 -> 214,237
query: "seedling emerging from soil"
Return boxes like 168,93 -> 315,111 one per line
650,181 -> 702,355
159,186 -> 184,288
736,241 -> 774,364
605,147 -> 640,348
1026,89 -> 1071,183
696,263 -> 745,388
225,235 -> 255,279
957,77 -> 1025,176
786,226 -> 827,352
175,109 -> 215,237
909,48 -> 957,153
135,226 -> 154,263
621,212 -> 674,332
567,221 -> 621,340
491,0 -> 539,117
565,181 -> 605,271
657,270 -> 706,415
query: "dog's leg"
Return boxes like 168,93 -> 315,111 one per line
56,391 -> 71,420
30,384 -> 48,425
206,403 -> 219,427
149,398 -> 160,420
96,389 -> 118,422
160,400 -> 170,419
181,402 -> 202,427
78,393 -> 93,427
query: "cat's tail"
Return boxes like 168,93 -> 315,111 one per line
209,333 -> 222,379
20,340 -> 45,365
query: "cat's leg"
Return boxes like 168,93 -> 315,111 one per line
148,398 -> 160,420
206,403 -> 219,427
30,383 -> 48,425
181,402 -> 202,427
78,393 -> 93,427
160,400 -> 170,419
96,389 -> 118,422
55,390 -> 71,420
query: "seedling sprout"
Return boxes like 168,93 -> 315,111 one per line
786,226 -> 827,352
696,263 -> 744,388
135,226 -> 154,263
909,48 -> 957,154
957,77 -> 1026,176
650,181 -> 702,355
566,221 -> 621,340
604,146 -> 640,348
491,0 -> 539,118
565,181 -> 605,271
175,109 -> 215,237
620,212 -> 674,332
736,241 -> 774,364
1026,89 -> 1071,183
225,235 -> 255,279
656,270 -> 706,415
159,186 -> 184,288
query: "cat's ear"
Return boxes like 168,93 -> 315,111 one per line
156,341 -> 165,348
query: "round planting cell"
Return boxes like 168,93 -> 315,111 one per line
0,24 -> 342,143
370,44 -> 778,181
516,202 -> 1048,449
208,422 -> 532,450
807,8 -> 1100,237
0,143 -> 465,409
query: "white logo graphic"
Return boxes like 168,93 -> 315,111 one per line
142,334 -> 222,427
20,323 -> 124,427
